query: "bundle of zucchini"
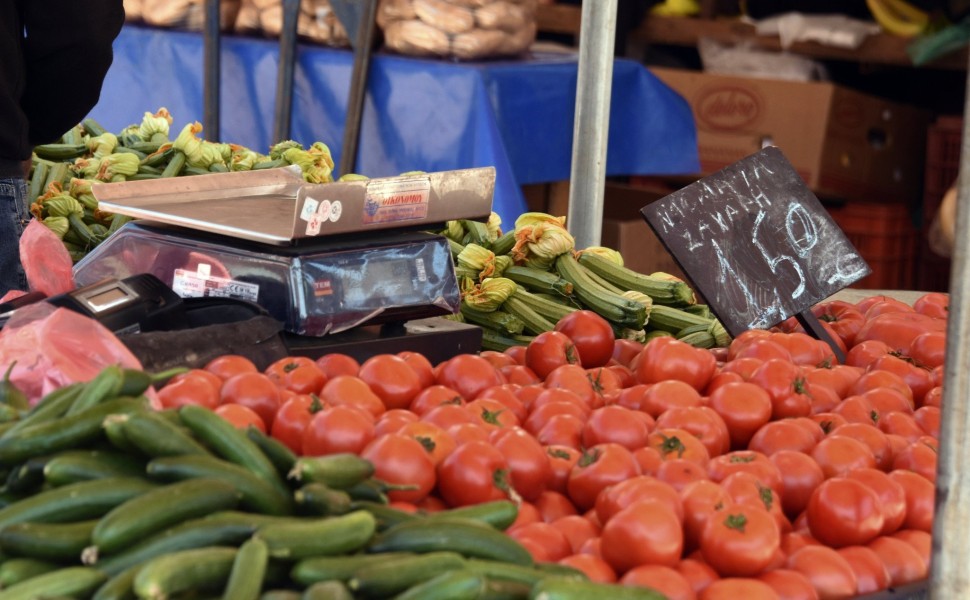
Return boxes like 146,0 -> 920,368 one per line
28,108 -> 339,263
442,212 -> 731,351
0,367 -> 666,600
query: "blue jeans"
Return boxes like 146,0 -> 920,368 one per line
0,178 -> 29,296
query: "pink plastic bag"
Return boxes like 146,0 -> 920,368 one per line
20,219 -> 75,296
0,303 -> 147,406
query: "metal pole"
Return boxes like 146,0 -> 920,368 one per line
566,0 -> 618,249
929,56 -> 970,596
339,0 -> 379,177
273,0 -> 302,143
203,0 -> 221,141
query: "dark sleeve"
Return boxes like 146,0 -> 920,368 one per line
21,0 -> 125,146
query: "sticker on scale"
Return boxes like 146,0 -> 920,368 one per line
362,176 -> 431,225
171,269 -> 259,303
300,198 -> 320,222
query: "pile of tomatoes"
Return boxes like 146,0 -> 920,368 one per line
156,291 -> 949,600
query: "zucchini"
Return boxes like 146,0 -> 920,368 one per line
89,477 -> 241,556
160,150 -> 187,177
366,518 -> 534,566
91,563 -> 140,600
255,510 -> 377,560
646,304 -> 713,334
32,143 -> 88,161
479,329 -> 534,352
0,566 -> 106,600
0,558 -> 59,589
578,252 -> 695,307
491,231 -> 516,256
3,455 -> 48,495
555,254 -> 646,330
119,410 -> 213,458
302,581 -> 354,600
287,454 -> 375,490
503,266 -> 573,298
392,569 -> 485,600
260,592 -> 302,600
82,118 -> 108,137
502,295 -> 556,335
133,546 -> 238,600
510,288 -> 577,323
348,551 -> 467,598
221,537 -> 269,600
290,553 -> 414,586
0,519 -> 98,562
460,305 -> 525,336
0,477 -> 156,530
529,577 -> 666,599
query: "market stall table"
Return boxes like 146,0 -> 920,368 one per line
89,25 -> 699,226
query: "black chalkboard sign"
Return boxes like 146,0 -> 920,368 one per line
640,147 -> 871,341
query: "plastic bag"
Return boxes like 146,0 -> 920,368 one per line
19,219 -> 75,297
0,304 -> 147,406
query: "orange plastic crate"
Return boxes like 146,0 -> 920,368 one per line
827,202 -> 919,290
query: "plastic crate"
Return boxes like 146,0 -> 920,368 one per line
827,202 -> 919,290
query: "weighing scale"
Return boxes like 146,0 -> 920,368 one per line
71,166 -> 494,365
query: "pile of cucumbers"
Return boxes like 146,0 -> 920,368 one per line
0,367 -> 663,600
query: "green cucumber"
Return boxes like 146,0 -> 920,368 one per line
0,519 -> 98,561
287,454 -> 375,490
42,449 -> 146,486
427,500 -> 519,530
0,566 -> 106,600
221,537 -> 269,600
480,578 -> 533,600
133,546 -> 237,600
464,559 -> 586,587
89,478 -> 241,557
290,553 -> 414,586
146,454 -> 294,515
120,410 -> 212,457
255,510 -> 377,560
349,500 -> 419,531
246,425 -> 298,477
302,581 -> 354,600
2,383 -> 83,437
91,563 -> 140,600
0,477 -> 156,530
65,365 -> 124,416
295,482 -> 352,516
367,518 -> 534,566
259,592 -> 302,600
0,558 -> 58,589
392,569 -> 485,600
348,551 -> 467,598
529,577 -> 666,599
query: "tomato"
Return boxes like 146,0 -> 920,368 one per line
891,530 -> 931,570
810,413 -> 849,436
398,420 -> 456,466
677,558 -> 719,596
887,470 -> 935,533
635,337 -> 717,392
680,479 -> 731,552
633,447 -> 664,476
913,291 -> 948,319
768,450 -> 825,520
863,298 -> 915,318
845,339 -> 892,370
908,331 -> 946,370
264,357 -> 327,396
844,468 -> 907,536
500,364 -> 541,386
526,331 -> 581,378
647,428 -> 711,467
830,423 -> 893,471
810,435 -> 876,479
374,408 -> 419,436
638,380 -> 704,418
420,403 -> 477,432
437,440 -> 513,507
870,355 -> 933,408
314,353 -> 360,378
215,403 -> 266,432
171,369 -> 223,394
757,568 -> 818,600
613,338 -> 645,368
544,364 -> 597,406
315,375 -> 384,420
720,356 -> 767,380
396,350 -> 436,389
601,500 -> 684,572
545,445 -> 581,495
655,406 -> 731,459
620,564 -> 695,600
700,503 -> 780,577
855,311 -> 946,354
768,331 -> 833,367
877,411 -> 926,442
867,536 -> 928,586
921,386 -> 942,409
204,354 -> 258,380
358,354 -> 423,410
705,371 -> 745,395
465,397 -> 520,432
837,545 -> 891,595
913,406 -> 940,439
892,440 -> 938,483
157,371 -> 221,410
813,300 -> 866,348
435,354 -> 505,401
581,405 -> 651,451
524,398 -> 588,435
549,514 -> 600,554
585,366 -> 623,403
702,578 -> 781,600
507,520 -> 573,563
534,489 -> 579,522
595,475 -> 683,525
554,310 -> 616,368
477,385 -> 528,423
707,451 -> 782,494
301,404 -> 375,456
566,443 -> 641,512
490,426 -> 552,502
535,414 -> 586,449
503,344 -> 527,365
219,372 -> 281,429
409,384 -> 464,416
656,458 -> 710,492
806,477 -> 883,548
748,420 -> 818,457
732,339 -> 793,364
786,545 -> 857,600
271,394 -> 324,454
805,364 -> 862,400
707,382 -> 773,449
361,433 -> 435,503
559,554 -> 617,583
606,364 -> 636,389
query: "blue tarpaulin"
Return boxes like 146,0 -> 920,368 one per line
90,25 -> 699,226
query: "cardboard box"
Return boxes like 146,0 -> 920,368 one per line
649,67 -> 931,205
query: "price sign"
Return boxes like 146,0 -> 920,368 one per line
640,147 -> 871,345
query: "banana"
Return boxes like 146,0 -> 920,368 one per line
650,0 -> 701,18
866,0 -> 930,38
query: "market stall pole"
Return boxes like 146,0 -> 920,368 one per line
203,0 -> 221,140
566,0 -> 618,249
930,53 -> 970,597
273,0 -> 302,142
331,0 -> 380,176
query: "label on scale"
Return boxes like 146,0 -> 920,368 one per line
172,268 -> 260,303
362,177 -> 431,225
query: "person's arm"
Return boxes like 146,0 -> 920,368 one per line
20,0 -> 125,146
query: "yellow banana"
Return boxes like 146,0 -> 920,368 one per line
866,0 -> 930,37
651,0 -> 701,17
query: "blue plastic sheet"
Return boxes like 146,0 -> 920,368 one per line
90,25 -> 699,226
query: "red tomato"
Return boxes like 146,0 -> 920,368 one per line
707,382 -> 773,449
732,338 -> 793,364
878,411 -> 926,442
845,339 -> 893,370
647,428 -> 711,467
677,558 -> 719,596
635,336 -> 717,391
301,404 -> 375,456
374,408 -> 419,437
476,385 -> 528,423
314,353 -> 360,379
420,403 -> 477,432
436,440 -> 513,507
891,530 -> 931,570
435,354 -> 505,401
837,545 -> 891,595
219,372 -> 281,429
892,439 -> 938,483
319,375 -> 385,420
157,371 -> 221,410
500,364 -> 541,386
581,405 -> 651,451
656,458 -> 710,492
887,470 -> 935,533
707,451 -> 782,495
398,420 -> 456,467
638,379 -> 704,418
830,423 -> 893,472
620,564 -> 695,600
913,406 -> 940,438
700,503 -> 781,577
720,356 -> 767,380
503,345 -> 527,365
554,310 -> 616,368
908,331 -> 946,370
601,500 -> 684,572
396,350 -> 436,389
550,514 -> 600,554
633,447 -> 664,477
490,426 -> 553,502
769,450 -> 826,520
748,420 -> 818,457
534,489 -> 579,523
655,406 -> 732,459
526,331 -> 581,378
810,413 -> 849,436
806,477 -> 883,547
545,445 -> 581,494
700,578 -> 781,600
544,364 -> 597,406
810,436 -> 876,479
465,397 -> 520,431
361,433 -> 435,503
215,403 -> 265,432
613,338 -> 645,368
720,471 -> 790,534
855,312 -> 946,354
681,479 -> 732,552
271,394 -> 324,454
535,414 -> 585,449
170,368 -> 223,394
845,468 -> 908,536
913,292 -> 948,319
559,554 -> 617,583
409,385 -> 464,416
757,568 -> 819,600
870,355 -> 933,408
748,359 -> 813,421
358,354 -> 423,410
566,443 -> 641,512
813,300 -> 866,348
867,536 -> 928,586
508,521 -> 572,563
595,475 -> 683,524
204,354 -> 258,380
786,545 -> 857,600
264,357 -> 327,396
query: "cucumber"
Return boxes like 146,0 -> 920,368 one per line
65,365 -> 124,416
392,569 -> 485,600
42,449 -> 146,486
133,546 -> 237,600
367,518 -> 534,567
0,396 -> 147,465
259,592 -> 302,600
2,383 -> 83,437
178,405 -> 283,487
302,581 -> 354,600
480,578 -> 533,600
529,578 -> 666,599
3,455 -> 48,495
0,558 -> 58,589
0,477 -> 156,530
295,483 -> 352,516
290,553 -> 414,586
91,563 -> 140,600
146,454 -> 294,515
349,500 -> 419,531
427,500 -> 519,530
120,410 -> 213,457
287,454 -> 375,490
255,510 -> 377,560
221,537 -> 269,600
0,519 -> 98,562
90,478 -> 241,556
0,566 -> 106,600
246,425 -> 298,477
348,551 -> 467,598
464,559 -> 586,587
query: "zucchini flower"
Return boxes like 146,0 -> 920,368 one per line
269,140 -> 303,160
454,265 -> 481,281
617,328 -> 647,343
96,153 -> 140,182
138,108 -> 173,142
579,246 -> 624,267
514,212 -> 566,230
461,277 -> 517,312
172,122 -> 224,169
511,220 -> 575,265
651,271 -> 697,305
493,255 -> 513,277
42,216 -> 70,239
622,290 -> 654,311
522,254 -> 555,271
44,194 -> 84,219
211,142 -> 233,164
86,132 -> 118,158
457,243 -> 498,281
73,157 -> 102,180
486,212 -> 502,240
338,173 -> 370,182
69,178 -> 99,211
441,220 -> 465,243
709,320 -> 731,348
229,145 -> 262,172
283,145 -> 334,184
